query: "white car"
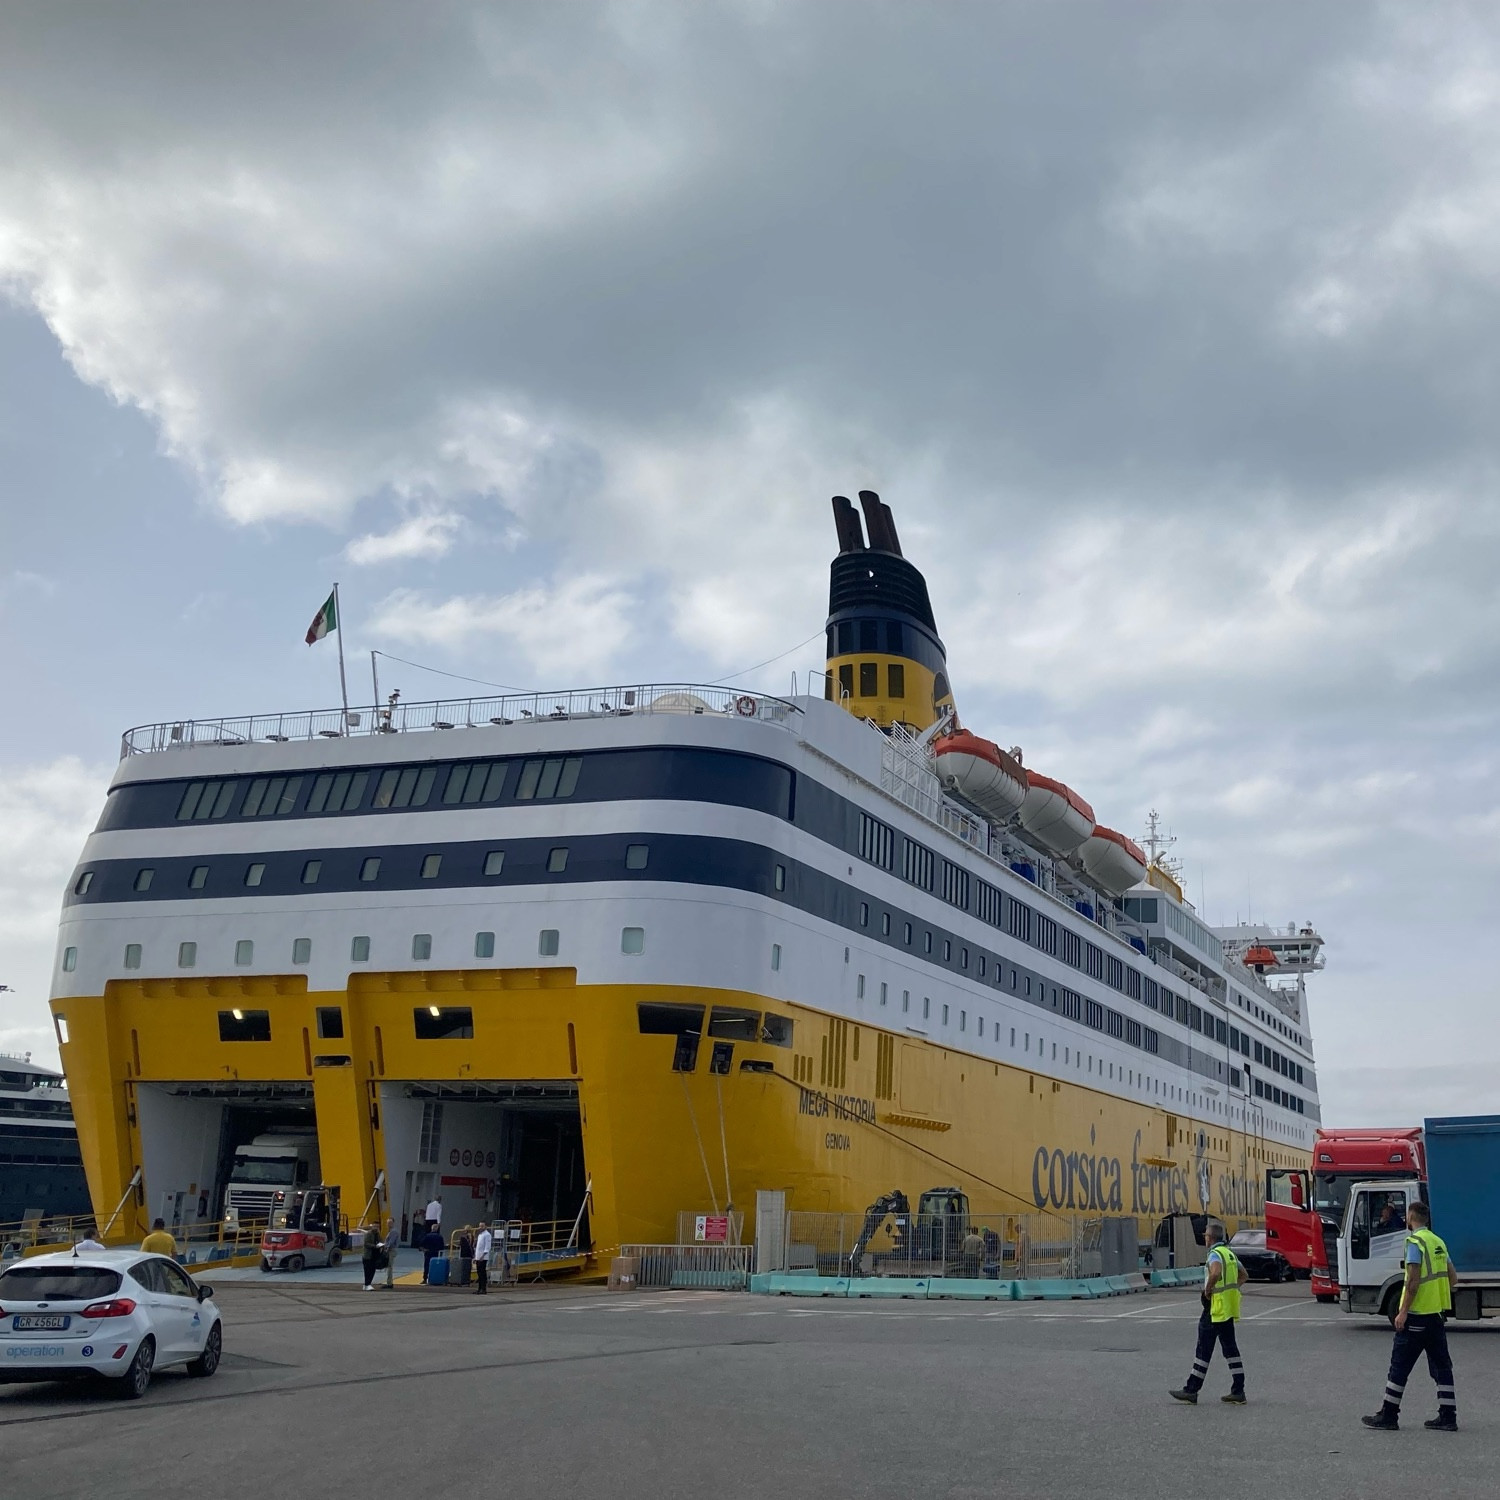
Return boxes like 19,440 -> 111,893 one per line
0,1250 -> 223,1398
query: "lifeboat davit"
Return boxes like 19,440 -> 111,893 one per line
932,731 -> 1027,823
1079,826 -> 1149,896
1019,771 -> 1095,854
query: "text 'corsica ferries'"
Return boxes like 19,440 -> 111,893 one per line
51,491 -> 1323,1261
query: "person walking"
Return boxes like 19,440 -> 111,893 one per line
1362,1200 -> 1460,1431
382,1217 -> 401,1289
421,1224 -> 445,1283
141,1218 -> 177,1257
474,1222 -> 492,1295
1170,1221 -> 1246,1404
425,1194 -> 443,1236
361,1224 -> 383,1291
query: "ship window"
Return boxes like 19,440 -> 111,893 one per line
885,621 -> 905,654
903,922 -> 912,945
351,936 -> 371,962
61,946 -> 78,973
176,780 -> 234,821
515,756 -> 583,801
483,850 -> 505,876
373,765 -> 438,809
420,854 -> 442,880
177,941 -> 196,969
474,931 -> 495,958
234,940 -> 253,966
859,662 -> 878,696
942,1004 -> 950,1025
859,619 -> 879,652
924,932 -> 933,954
638,1002 -> 705,1035
960,1010 -> 966,1031
887,663 -> 905,699
74,871 -> 94,895
442,760 -> 508,805
942,939 -> 951,961
301,860 -> 321,885
978,954 -> 986,978
961,947 -> 969,969
219,1010 -> 270,1042
293,938 -> 312,965
837,664 -> 853,698
547,847 -> 569,873
856,974 -> 866,998
308,770 -> 369,814
245,862 -> 266,888
709,1006 -> 760,1041
882,912 -> 891,936
412,934 -> 432,960
124,943 -> 142,970
134,868 -> 154,892
923,997 -> 931,1020
359,857 -> 381,882
837,621 -> 854,655
626,844 -> 649,870
902,990 -> 910,1012
880,983 -> 888,1006
761,1013 -> 793,1047
189,865 -> 208,890
774,863 -> 786,891
414,1007 -> 472,1040
771,943 -> 782,971
621,926 -> 645,954
539,929 -> 560,957
859,902 -> 869,927
316,1006 -> 343,1038
242,776 -> 303,817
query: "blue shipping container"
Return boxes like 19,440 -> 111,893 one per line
1425,1115 -> 1500,1271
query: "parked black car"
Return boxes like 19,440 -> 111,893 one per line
1229,1228 -> 1294,1282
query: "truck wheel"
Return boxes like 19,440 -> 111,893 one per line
285,1254 -> 305,1273
116,1336 -> 155,1400
1314,1293 -> 1337,1304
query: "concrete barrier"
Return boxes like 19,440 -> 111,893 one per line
924,1277 -> 1013,1301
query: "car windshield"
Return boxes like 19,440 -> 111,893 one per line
1230,1230 -> 1265,1249
231,1155 -> 297,1184
0,1265 -> 122,1301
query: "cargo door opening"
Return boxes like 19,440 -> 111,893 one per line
379,1081 -> 586,1251
136,1082 -> 316,1239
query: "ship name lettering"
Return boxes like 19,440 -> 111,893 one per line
1030,1143 -> 1123,1212
798,1088 -> 876,1124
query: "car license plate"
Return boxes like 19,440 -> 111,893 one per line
13,1315 -> 70,1331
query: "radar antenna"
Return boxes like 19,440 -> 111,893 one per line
1141,810 -> 1182,879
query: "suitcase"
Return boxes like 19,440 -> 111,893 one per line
427,1256 -> 450,1286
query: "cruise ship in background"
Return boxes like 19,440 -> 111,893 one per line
48,493 -> 1323,1252
0,1052 -> 91,1236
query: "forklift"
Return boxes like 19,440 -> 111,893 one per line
260,1185 -> 345,1272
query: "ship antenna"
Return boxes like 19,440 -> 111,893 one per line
1142,810 -> 1181,877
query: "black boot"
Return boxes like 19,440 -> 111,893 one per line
1362,1405 -> 1400,1430
1169,1386 -> 1199,1404
1424,1408 -> 1458,1432
1222,1386 -> 1246,1405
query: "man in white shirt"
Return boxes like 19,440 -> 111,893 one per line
74,1234 -> 106,1252
474,1223 -> 493,1295
425,1196 -> 442,1235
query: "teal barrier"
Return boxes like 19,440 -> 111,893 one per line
924,1277 -> 1014,1301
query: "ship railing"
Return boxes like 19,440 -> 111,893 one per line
785,1210 -> 1144,1283
0,1212 -> 271,1265
619,1242 -> 753,1291
119,683 -> 804,758
0,1210 -> 99,1259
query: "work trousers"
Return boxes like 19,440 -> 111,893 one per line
1185,1307 -> 1244,1393
384,1249 -> 396,1288
1383,1314 -> 1456,1414
476,1260 -> 489,1294
361,1253 -> 380,1289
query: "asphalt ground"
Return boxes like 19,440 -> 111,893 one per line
2,1279 -> 1495,1499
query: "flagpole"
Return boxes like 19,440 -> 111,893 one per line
333,581 -> 351,732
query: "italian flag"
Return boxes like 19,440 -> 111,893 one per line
305,590 -> 338,645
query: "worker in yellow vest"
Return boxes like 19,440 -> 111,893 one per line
1363,1200 -> 1459,1431
1170,1221 -> 1246,1404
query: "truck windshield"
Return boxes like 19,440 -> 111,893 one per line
231,1156 -> 297,1184
1313,1174 -> 1356,1219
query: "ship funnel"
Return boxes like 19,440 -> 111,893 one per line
831,494 -> 866,554
857,490 -> 903,556
825,491 -> 951,731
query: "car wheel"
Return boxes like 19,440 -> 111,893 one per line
285,1254 -> 305,1273
187,1321 -> 222,1378
117,1336 -> 155,1400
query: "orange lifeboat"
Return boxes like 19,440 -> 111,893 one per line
1243,945 -> 1278,970
1019,771 -> 1095,854
1079,826 -> 1149,896
932,730 -> 1027,823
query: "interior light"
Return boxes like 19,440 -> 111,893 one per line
232,1009 -> 244,1020
429,1006 -> 441,1017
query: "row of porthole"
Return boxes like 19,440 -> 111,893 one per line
78,842 -> 656,899
60,925 -> 651,974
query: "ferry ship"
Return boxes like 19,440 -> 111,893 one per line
49,494 -> 1322,1252
0,1053 -> 91,1235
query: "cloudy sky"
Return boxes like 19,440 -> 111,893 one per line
2,2 -> 1497,1124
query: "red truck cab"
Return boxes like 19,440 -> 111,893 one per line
1265,1127 -> 1425,1301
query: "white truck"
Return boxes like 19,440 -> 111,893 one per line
1337,1114 -> 1500,1322
222,1131 -> 321,1232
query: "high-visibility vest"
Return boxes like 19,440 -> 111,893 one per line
1208,1244 -> 1242,1322
1406,1228 -> 1452,1316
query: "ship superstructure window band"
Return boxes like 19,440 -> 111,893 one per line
59,828 -> 1312,1115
